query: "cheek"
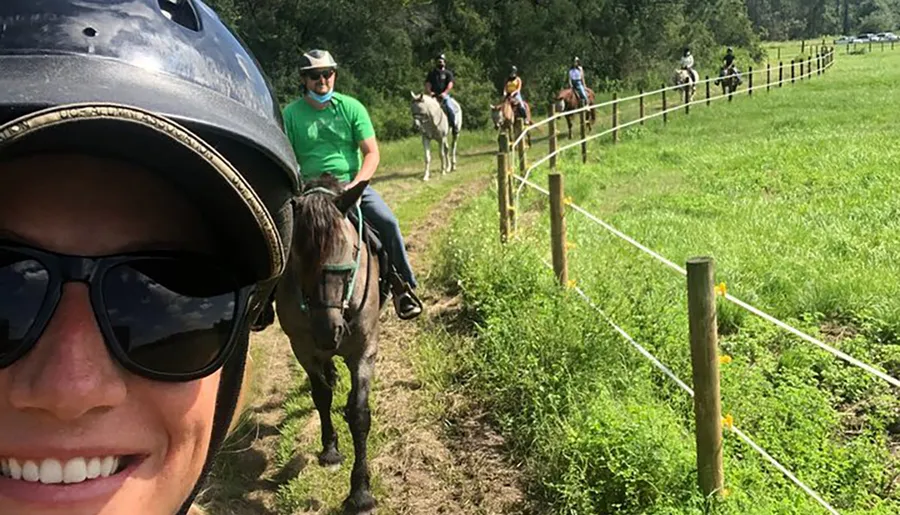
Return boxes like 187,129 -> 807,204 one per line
131,372 -> 221,509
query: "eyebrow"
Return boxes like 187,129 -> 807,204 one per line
0,228 -> 197,255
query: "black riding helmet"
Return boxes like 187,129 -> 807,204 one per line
0,0 -> 298,513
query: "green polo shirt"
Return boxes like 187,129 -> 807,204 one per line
282,92 -> 376,183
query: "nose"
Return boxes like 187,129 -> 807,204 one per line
312,312 -> 346,352
7,284 -> 127,420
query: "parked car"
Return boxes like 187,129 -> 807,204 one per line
877,32 -> 899,41
834,35 -> 854,44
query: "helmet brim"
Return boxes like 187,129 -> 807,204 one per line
0,102 -> 285,284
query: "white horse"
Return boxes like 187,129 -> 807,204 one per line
673,68 -> 699,103
410,92 -> 462,181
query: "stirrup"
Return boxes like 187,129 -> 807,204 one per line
393,287 -> 423,320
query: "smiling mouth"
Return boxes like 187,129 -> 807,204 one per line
0,456 -> 134,485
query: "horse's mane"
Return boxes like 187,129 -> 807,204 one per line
293,175 -> 346,280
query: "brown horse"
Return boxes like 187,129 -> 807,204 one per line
555,87 -> 596,139
490,97 -> 532,146
273,176 -> 384,514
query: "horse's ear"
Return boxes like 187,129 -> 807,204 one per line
410,91 -> 417,99
334,180 -> 369,214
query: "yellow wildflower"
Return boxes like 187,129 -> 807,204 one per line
722,413 -> 734,429
714,282 -> 727,297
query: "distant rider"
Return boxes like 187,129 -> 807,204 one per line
567,56 -> 590,106
424,53 -> 458,133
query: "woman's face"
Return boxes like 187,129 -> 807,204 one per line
0,154 -> 221,515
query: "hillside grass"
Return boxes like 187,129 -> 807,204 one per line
423,45 -> 900,513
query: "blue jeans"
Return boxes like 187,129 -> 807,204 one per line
360,186 -> 417,289
440,95 -> 457,132
571,79 -> 589,104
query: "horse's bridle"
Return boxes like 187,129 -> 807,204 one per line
295,186 -> 364,320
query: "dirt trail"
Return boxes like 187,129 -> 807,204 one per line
201,158 -> 528,514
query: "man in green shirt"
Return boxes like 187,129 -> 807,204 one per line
282,49 -> 422,320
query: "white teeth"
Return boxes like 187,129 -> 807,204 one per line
100,456 -> 115,477
63,457 -> 87,484
22,461 -> 39,482
0,456 -> 127,483
39,459 -> 63,484
86,457 -> 101,479
9,458 -> 21,480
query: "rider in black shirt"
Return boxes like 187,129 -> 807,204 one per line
424,54 -> 458,133
718,47 -> 742,84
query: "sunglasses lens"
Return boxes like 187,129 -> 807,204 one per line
0,250 -> 49,359
308,69 -> 333,80
103,258 -> 239,376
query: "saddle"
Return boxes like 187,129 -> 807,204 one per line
346,208 -> 392,307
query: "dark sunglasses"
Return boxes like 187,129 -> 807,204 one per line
0,242 -> 253,382
305,69 -> 335,81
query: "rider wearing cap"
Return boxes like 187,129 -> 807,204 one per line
424,54 -> 458,133
282,50 -> 423,320
680,47 -> 699,84
0,1 -> 296,514
567,57 -> 591,107
504,66 -> 528,121
718,47 -> 743,84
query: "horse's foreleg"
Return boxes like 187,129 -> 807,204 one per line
440,137 -> 449,175
422,135 -> 431,181
451,132 -> 459,171
304,358 -> 343,467
342,352 -> 377,513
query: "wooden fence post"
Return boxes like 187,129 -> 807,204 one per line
777,46 -> 781,60
807,55 -> 812,78
549,103 -> 558,172
748,66 -> 753,96
683,84 -> 690,115
549,173 -> 568,287
801,40 -> 805,54
514,117 -> 526,175
662,84 -> 668,124
705,76 -> 710,106
686,257 -> 725,499
501,132 -> 515,234
496,134 -> 510,243
799,58 -> 804,80
791,59 -> 795,83
869,40 -> 872,53
639,88 -> 645,124
579,110 -> 587,164
612,92 -> 619,143
766,63 -> 771,91
779,61 -> 783,87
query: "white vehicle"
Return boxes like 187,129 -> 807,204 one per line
834,36 -> 854,44
877,32 -> 899,41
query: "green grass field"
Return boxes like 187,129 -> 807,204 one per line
425,45 -> 900,513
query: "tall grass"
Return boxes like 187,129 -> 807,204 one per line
426,47 -> 900,513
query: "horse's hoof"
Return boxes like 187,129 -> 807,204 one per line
318,447 -> 344,468
342,490 -> 377,515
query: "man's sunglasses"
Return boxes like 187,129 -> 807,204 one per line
0,243 -> 253,382
305,69 -> 335,81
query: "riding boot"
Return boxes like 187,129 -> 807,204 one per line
388,270 -> 423,320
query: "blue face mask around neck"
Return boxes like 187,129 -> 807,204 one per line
307,88 -> 335,104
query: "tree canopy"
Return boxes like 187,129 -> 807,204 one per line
206,0 -> 898,139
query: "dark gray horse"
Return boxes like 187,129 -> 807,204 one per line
275,176 -> 383,514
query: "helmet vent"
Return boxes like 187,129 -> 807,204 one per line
158,0 -> 201,32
